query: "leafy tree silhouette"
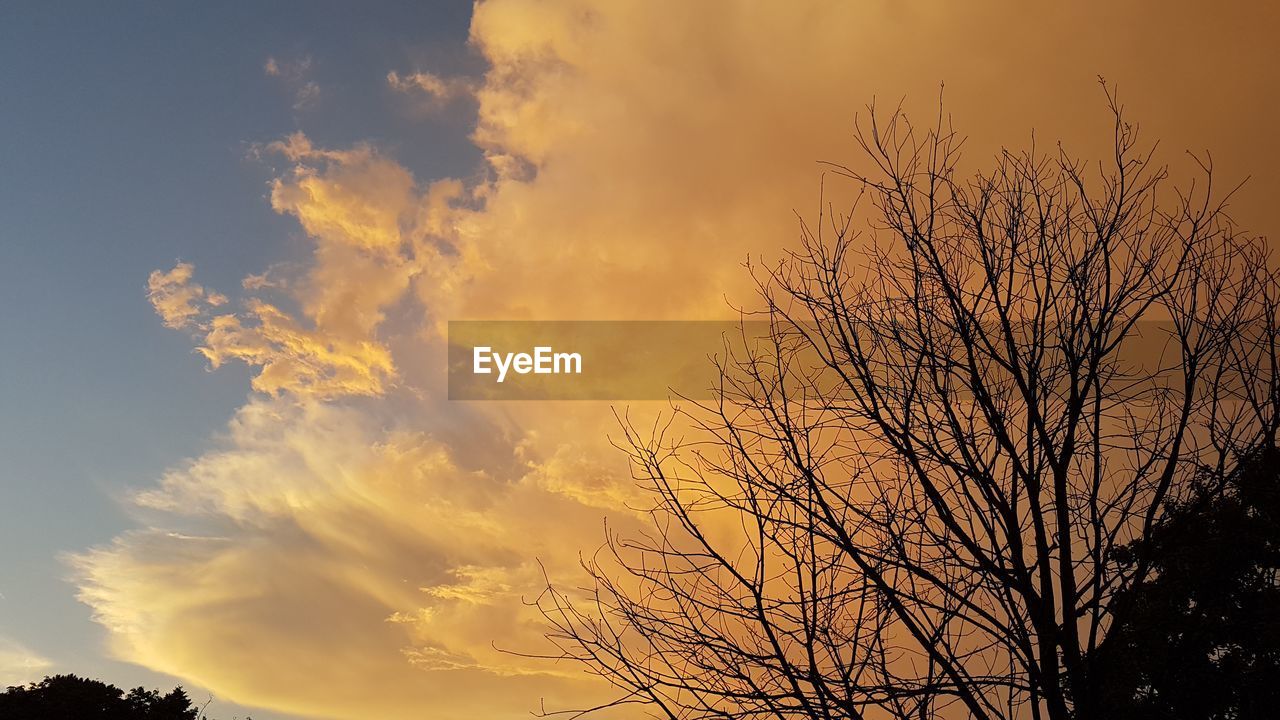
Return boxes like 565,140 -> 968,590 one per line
1087,444 -> 1280,719
0,674 -> 231,720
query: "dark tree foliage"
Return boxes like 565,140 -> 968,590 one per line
1087,444 -> 1280,720
0,674 -> 201,720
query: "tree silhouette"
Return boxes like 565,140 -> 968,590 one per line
1086,444 -> 1280,719
0,674 -> 211,720
535,89 -> 1280,720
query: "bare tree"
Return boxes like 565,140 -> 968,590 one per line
534,88 -> 1279,720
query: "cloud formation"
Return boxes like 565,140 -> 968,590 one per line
145,135 -> 433,398
78,1 -> 1280,719
73,399 -> 616,719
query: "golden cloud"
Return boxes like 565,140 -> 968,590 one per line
73,398 -> 621,719
146,262 -> 227,330
197,302 -> 396,398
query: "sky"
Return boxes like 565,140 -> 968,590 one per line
0,2 -> 1277,719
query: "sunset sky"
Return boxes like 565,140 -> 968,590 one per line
1,2 -> 1277,719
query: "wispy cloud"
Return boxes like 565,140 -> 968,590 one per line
386,70 -> 475,112
0,637 -> 53,688
265,54 -> 320,110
